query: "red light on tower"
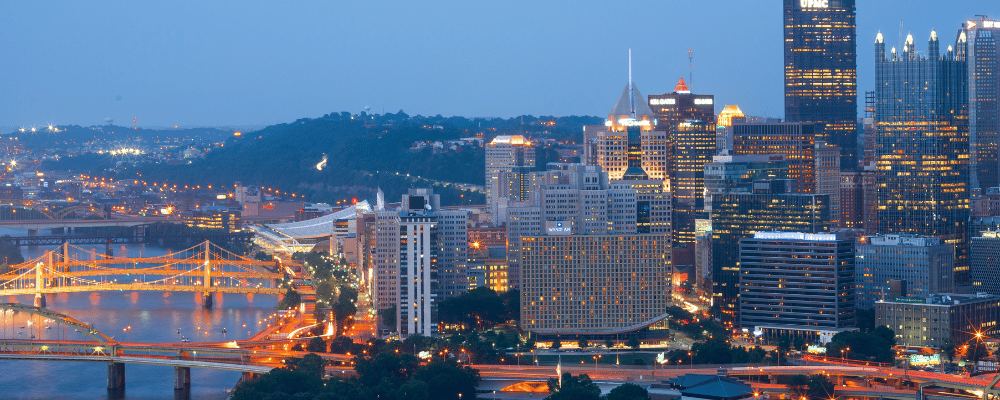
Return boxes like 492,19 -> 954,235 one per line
352,198 -> 358,205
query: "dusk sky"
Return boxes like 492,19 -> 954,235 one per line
1,1 -> 996,128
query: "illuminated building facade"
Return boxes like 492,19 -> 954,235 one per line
467,245 -> 508,293
486,135 -> 535,224
519,234 -> 671,336
703,154 -> 789,214
962,18 -> 1000,190
181,207 -> 241,232
972,231 -> 1000,295
856,234 -> 954,309
739,232 -> 855,338
784,0 -> 858,167
598,54 -> 668,181
875,30 -> 971,284
711,190 -> 830,323
732,123 -> 817,194
671,119 -> 715,265
814,142 -> 841,227
876,293 -> 1000,349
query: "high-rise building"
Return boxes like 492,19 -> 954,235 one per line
711,189 -> 831,323
486,135 -> 535,224
598,52 -> 669,182
732,123 -> 817,193
520,234 -> 671,338
875,30 -> 971,284
839,171 -> 864,230
739,231 -> 855,339
783,0 -> 858,167
856,234 -> 955,309
814,142 -> 841,227
649,78 -> 716,133
671,119 -> 716,264
971,231 -> 1000,295
962,18 -> 1000,190
703,154 -> 789,213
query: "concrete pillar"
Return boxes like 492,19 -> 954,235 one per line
27,229 -> 37,237
174,366 -> 191,390
106,242 -> 114,258
202,292 -> 213,308
33,294 -> 46,308
107,362 -> 125,392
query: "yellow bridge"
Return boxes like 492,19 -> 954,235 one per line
0,241 -> 288,307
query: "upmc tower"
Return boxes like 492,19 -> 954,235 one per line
783,0 -> 858,168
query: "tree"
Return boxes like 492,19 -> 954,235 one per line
0,236 -> 24,268
380,306 -> 397,332
412,359 -> 480,400
941,339 -> 956,364
546,373 -> 601,400
627,336 -> 641,350
856,308 -> 877,333
253,251 -> 273,262
306,337 -> 326,353
607,383 -> 651,400
276,287 -> 301,310
792,336 -> 806,352
578,338 -> 589,349
552,337 -> 563,350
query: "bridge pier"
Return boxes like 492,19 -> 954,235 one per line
106,242 -> 114,257
174,366 -> 191,391
33,294 -> 46,308
28,229 -> 37,249
202,292 -> 213,308
107,362 -> 125,393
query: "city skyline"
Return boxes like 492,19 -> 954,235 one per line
1,1 -> 995,127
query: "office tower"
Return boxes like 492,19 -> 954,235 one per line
814,142 -> 841,227
436,207 -> 470,300
963,18 -> 1000,190
672,119 -> 716,263
581,125 -> 605,166
839,171 -> 864,229
877,293 -> 1000,349
861,91 -> 876,169
466,244 -> 508,293
486,135 -> 535,224
716,105 -> 746,154
732,123 -> 817,193
374,210 -> 401,315
711,189 -> 830,323
608,178 -> 672,235
856,234 -> 955,309
784,0 -> 858,167
739,232 -> 855,338
520,234 -> 671,338
649,78 -> 716,132
703,154 -> 789,213
971,231 -> 1000,295
598,52 -> 669,181
875,30 -> 971,283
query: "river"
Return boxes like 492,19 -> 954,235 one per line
0,234 -> 279,399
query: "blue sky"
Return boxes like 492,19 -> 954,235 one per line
0,1 -> 995,127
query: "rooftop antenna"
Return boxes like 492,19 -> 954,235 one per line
629,47 -> 635,118
898,20 -> 903,52
688,49 -> 694,90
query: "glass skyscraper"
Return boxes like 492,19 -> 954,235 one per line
962,18 -> 1000,190
783,0 -> 858,168
874,30 -> 971,284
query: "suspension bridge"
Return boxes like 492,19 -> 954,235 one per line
0,240 -> 289,308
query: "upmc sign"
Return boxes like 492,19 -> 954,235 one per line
800,0 -> 829,8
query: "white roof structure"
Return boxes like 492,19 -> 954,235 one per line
250,200 -> 371,253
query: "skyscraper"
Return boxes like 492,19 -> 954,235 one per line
739,232 -> 855,339
711,188 -> 831,323
598,51 -> 669,182
732,123 -> 817,193
783,0 -> 858,167
486,135 -> 535,224
875,30 -> 971,284
962,18 -> 1000,190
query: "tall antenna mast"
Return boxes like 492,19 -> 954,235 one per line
628,47 -> 635,118
688,49 -> 694,89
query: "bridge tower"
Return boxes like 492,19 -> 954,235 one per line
202,241 -> 213,308
34,260 -> 46,308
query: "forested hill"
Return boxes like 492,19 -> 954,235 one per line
132,111 -> 602,206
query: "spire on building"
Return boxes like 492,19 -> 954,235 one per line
674,77 -> 691,94
628,47 -> 635,118
930,30 -> 937,41
876,31 -> 883,43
